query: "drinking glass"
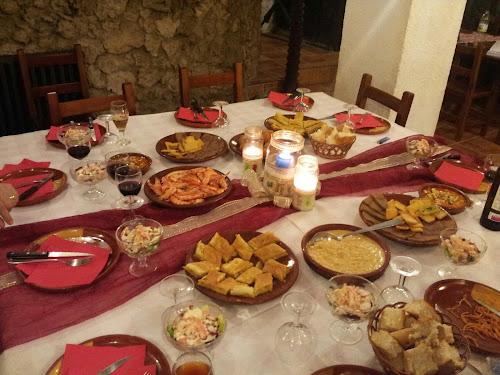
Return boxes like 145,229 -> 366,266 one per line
64,125 -> 91,160
115,218 -> 163,277
115,165 -> 144,220
326,274 -> 379,345
293,88 -> 311,112
437,228 -> 487,278
406,135 -> 438,170
342,104 -> 357,132
110,100 -> 130,146
105,150 -> 130,182
212,101 -> 229,128
275,291 -> 316,366
97,114 -> 118,146
172,351 -> 212,375
380,256 -> 421,304
159,274 -> 194,304
69,160 -> 107,200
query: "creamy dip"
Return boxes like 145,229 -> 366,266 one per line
307,230 -> 385,274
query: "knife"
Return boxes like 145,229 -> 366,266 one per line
282,91 -> 300,104
96,356 -> 133,375
88,117 -> 97,141
319,111 -> 347,121
7,251 -> 94,259
192,99 -> 210,121
18,172 -> 55,201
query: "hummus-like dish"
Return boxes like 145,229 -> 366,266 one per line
307,230 -> 385,274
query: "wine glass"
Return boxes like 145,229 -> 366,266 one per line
406,135 -> 438,170
105,150 -> 130,182
326,274 -> 379,345
110,100 -> 130,146
380,256 -> 422,304
172,351 -> 212,375
64,125 -> 91,160
342,104 -> 357,132
293,88 -> 311,112
437,228 -> 487,279
159,274 -> 194,305
97,114 -> 118,146
69,160 -> 107,200
115,165 -> 144,220
212,101 -> 229,128
275,291 -> 316,366
115,218 -> 163,277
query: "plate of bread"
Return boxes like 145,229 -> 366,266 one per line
310,365 -> 383,375
183,231 -> 299,305
368,300 -> 470,375
359,193 -> 457,247
425,279 -> 500,355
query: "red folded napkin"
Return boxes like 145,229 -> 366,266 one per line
334,113 -> 384,129
15,235 -> 111,288
46,124 -> 101,141
434,161 -> 484,191
0,159 -> 54,201
0,159 -> 50,175
59,344 -> 146,375
267,91 -> 309,106
68,365 -> 156,375
177,107 -> 220,123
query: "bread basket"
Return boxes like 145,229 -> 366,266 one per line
310,138 -> 355,159
367,302 -> 470,375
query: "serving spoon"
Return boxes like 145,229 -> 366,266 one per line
310,218 -> 403,244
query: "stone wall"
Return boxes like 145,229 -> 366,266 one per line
0,0 -> 261,114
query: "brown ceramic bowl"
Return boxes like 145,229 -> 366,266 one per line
418,183 -> 471,215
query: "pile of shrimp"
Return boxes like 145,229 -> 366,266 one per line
147,167 -> 229,205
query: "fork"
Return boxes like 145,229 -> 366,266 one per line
7,257 -> 93,267
143,372 -> 152,375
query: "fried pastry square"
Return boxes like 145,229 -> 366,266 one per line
221,258 -> 253,278
193,241 -> 222,266
235,266 -> 263,285
254,273 -> 273,296
183,261 -> 220,279
262,259 -> 288,282
230,283 -> 255,298
253,243 -> 288,262
197,270 -> 226,288
248,231 -> 280,250
231,234 -> 254,261
208,232 -> 236,262
214,277 -> 238,295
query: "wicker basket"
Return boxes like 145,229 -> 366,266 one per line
367,302 -> 470,375
310,138 -> 355,159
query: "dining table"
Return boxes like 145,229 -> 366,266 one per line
0,92 -> 497,375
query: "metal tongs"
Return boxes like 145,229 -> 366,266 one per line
190,99 -> 209,121
423,153 -> 461,166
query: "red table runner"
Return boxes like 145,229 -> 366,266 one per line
0,136 -> 476,352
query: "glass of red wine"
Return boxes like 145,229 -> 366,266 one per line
105,151 -> 130,182
64,125 -> 92,160
115,165 -> 144,219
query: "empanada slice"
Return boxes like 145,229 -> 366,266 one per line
254,243 -> 288,262
262,259 -> 288,282
236,267 -> 263,285
231,234 -> 254,261
248,232 -> 280,250
208,232 -> 236,262
220,258 -> 253,278
183,261 -> 220,279
254,273 -> 273,296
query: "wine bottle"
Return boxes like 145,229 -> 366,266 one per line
477,10 -> 490,33
480,167 -> 500,231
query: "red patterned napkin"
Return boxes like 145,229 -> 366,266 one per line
15,235 -> 111,288
60,344 -> 146,375
267,91 -> 309,106
334,113 -> 384,129
0,159 -> 53,201
177,107 -> 220,123
434,161 -> 484,190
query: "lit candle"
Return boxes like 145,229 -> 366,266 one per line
292,155 -> 319,211
243,145 -> 263,160
242,126 -> 264,175
276,152 -> 293,168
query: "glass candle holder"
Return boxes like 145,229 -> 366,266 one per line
263,130 -> 305,197
292,155 -> 319,211
242,126 -> 264,176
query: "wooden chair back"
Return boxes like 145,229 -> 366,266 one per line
178,62 -> 243,107
17,44 -> 89,130
47,83 -> 136,125
355,73 -> 415,127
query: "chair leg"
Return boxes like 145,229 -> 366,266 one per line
455,96 -> 473,141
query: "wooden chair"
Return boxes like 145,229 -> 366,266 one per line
47,82 -> 136,125
178,62 -> 244,107
17,44 -> 89,130
440,42 -> 497,141
355,73 -> 415,127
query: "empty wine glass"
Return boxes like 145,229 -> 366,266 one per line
64,125 -> 91,160
212,101 -> 229,128
275,291 -> 316,366
172,351 -> 213,375
380,256 -> 422,304
406,135 -> 438,170
293,88 -> 311,112
69,160 -> 107,200
326,274 -> 379,345
97,114 -> 118,146
159,274 -> 194,304
343,104 -> 357,132
111,100 -> 130,146
115,165 -> 144,220
437,228 -> 487,279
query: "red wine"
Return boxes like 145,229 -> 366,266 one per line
480,167 -> 500,231
68,145 -> 90,160
107,163 -> 127,180
118,181 -> 141,196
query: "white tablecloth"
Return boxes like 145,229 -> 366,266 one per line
0,93 -> 495,374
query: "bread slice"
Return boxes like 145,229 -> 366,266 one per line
262,259 -> 288,281
208,232 -> 236,262
409,319 -> 442,347
193,241 -> 222,266
403,344 -> 438,375
248,231 -> 280,250
379,307 -> 406,332
403,300 -> 440,322
236,266 -> 263,285
183,261 -> 220,279
432,340 -> 464,374
370,330 -> 404,371
230,283 -> 255,298
254,243 -> 288,262
231,234 -> 254,261
254,273 -> 273,296
390,327 -> 417,349
438,323 -> 454,344
221,258 -> 253,278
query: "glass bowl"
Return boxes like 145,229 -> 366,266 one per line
69,160 -> 107,200
440,228 -> 487,267
406,135 -> 438,160
115,218 -> 163,259
162,299 -> 227,352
